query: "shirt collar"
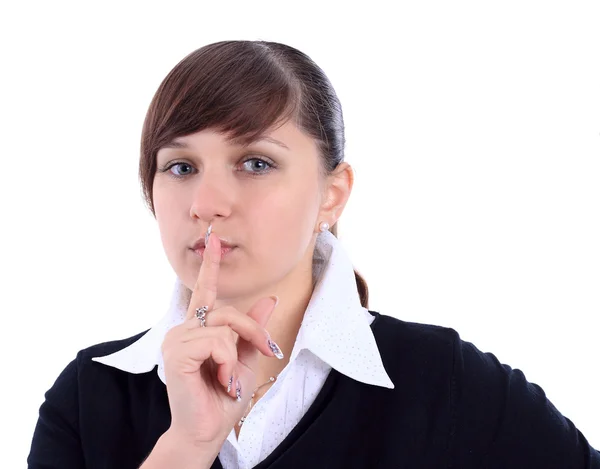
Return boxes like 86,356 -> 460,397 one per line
92,231 -> 395,389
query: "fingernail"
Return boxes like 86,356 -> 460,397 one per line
270,295 -> 279,307
268,339 -> 284,360
205,224 -> 212,248
227,375 -> 233,393
236,380 -> 242,401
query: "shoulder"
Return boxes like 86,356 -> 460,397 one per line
368,310 -> 461,360
367,310 -> 527,392
76,329 -> 150,363
367,311 -> 464,395
367,310 -> 501,367
369,310 -> 458,339
366,310 -> 526,400
34,329 -> 152,428
366,313 -> 600,465
46,328 -> 162,422
30,329 -> 169,467
47,329 -> 152,391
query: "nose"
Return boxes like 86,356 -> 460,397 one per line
189,169 -> 234,222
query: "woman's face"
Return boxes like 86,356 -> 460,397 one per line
153,120 -> 334,302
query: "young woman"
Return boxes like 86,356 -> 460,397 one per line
28,40 -> 599,469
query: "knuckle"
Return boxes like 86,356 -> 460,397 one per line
184,319 -> 197,328
212,337 -> 225,352
220,305 -> 239,317
205,336 -> 216,349
215,326 -> 235,344
164,324 -> 183,341
218,336 -> 230,351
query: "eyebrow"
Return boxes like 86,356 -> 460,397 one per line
161,140 -> 188,150
161,135 -> 290,151
242,136 -> 290,150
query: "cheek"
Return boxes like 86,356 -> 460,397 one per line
153,187 -> 187,255
154,198 -> 176,238
245,182 -> 319,256
153,179 -> 187,224
249,180 -> 318,225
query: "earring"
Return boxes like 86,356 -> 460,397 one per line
319,221 -> 330,232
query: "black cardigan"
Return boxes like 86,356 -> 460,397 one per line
28,311 -> 600,468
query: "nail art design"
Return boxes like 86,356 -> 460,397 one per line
205,223 -> 212,248
268,339 -> 284,360
227,375 -> 233,393
236,380 -> 242,402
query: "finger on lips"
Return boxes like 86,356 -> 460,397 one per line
176,226 -> 283,400
186,231 -> 221,321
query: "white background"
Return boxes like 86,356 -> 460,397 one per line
1,0 -> 599,465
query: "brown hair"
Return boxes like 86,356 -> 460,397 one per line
138,40 -> 369,308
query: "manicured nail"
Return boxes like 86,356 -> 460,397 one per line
204,224 -> 212,248
227,375 -> 233,393
268,339 -> 284,360
236,380 -> 242,401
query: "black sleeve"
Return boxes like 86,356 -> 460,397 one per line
27,356 -> 86,469
448,336 -> 600,468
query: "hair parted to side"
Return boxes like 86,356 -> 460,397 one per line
138,40 -> 369,308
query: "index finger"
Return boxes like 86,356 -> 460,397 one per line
186,231 -> 222,320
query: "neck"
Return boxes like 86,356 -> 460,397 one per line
214,236 -> 318,377
258,285 -> 312,377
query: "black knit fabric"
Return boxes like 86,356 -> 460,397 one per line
28,312 -> 600,468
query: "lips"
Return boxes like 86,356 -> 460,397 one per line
192,245 -> 235,258
191,237 -> 236,251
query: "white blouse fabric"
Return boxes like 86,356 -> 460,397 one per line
92,230 -> 395,469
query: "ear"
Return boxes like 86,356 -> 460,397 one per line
318,162 -> 354,227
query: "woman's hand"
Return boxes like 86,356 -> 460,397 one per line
160,232 -> 281,450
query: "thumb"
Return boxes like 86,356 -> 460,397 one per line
237,295 -> 280,372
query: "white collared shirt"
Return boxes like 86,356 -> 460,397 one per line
92,231 -> 395,469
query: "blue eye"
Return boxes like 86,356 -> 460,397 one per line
240,158 -> 275,175
159,156 -> 276,180
167,162 -> 194,177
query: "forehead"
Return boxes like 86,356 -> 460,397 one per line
159,120 -> 318,154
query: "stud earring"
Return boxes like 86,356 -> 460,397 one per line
319,221 -> 330,232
